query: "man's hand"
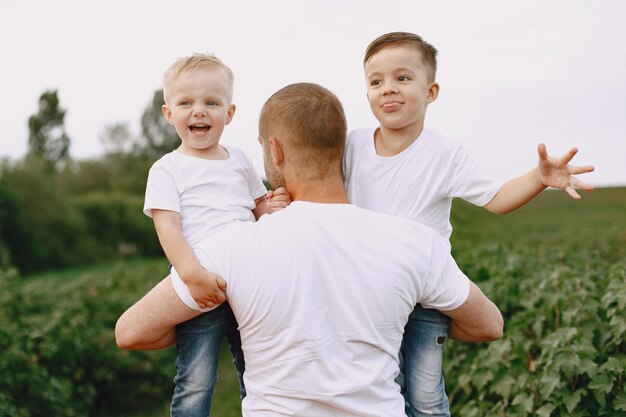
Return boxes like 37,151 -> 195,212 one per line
265,187 -> 291,212
186,269 -> 227,309
537,143 -> 594,199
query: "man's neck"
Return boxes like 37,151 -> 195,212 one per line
287,178 -> 349,204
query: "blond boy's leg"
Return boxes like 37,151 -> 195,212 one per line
115,275 -> 202,350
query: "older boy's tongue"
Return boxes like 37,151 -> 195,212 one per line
189,124 -> 210,134
382,102 -> 401,112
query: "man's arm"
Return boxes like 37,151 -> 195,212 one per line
152,209 -> 226,308
484,144 -> 594,214
444,282 -> 503,342
115,275 -> 202,350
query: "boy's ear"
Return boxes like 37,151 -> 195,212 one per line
426,82 -> 440,104
268,137 -> 284,166
161,104 -> 174,125
225,104 -> 236,125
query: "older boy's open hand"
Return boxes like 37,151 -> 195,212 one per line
265,187 -> 291,212
188,269 -> 227,309
537,143 -> 594,199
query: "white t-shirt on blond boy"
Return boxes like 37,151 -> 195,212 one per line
143,143 -> 268,244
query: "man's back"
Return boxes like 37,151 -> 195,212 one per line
187,201 -> 470,416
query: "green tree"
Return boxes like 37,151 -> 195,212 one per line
27,90 -> 71,168
140,89 -> 179,159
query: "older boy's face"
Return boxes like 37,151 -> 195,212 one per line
162,67 -> 235,158
364,44 -> 437,133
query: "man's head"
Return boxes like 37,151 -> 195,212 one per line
161,53 -> 236,157
258,83 -> 347,190
364,32 -> 438,83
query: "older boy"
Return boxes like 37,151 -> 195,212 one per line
117,82 -> 504,417
143,53 -> 288,417
343,32 -> 594,417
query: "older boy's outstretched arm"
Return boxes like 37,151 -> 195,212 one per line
484,144 -> 594,214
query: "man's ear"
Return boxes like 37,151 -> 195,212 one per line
268,137 -> 284,166
225,104 -> 236,125
161,104 -> 174,126
426,82 -> 440,104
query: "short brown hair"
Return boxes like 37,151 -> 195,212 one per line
364,32 -> 438,81
162,53 -> 234,104
259,83 -> 347,180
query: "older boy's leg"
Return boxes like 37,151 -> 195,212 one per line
404,304 -> 451,417
115,276 -> 201,350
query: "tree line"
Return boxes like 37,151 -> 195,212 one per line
0,89 -> 180,275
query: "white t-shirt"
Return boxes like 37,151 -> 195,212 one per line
143,144 -> 267,245
344,128 -> 502,243
171,201 -> 470,417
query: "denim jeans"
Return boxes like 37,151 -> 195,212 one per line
170,302 -> 246,417
397,304 -> 451,417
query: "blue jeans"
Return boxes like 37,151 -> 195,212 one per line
397,304 -> 451,417
170,302 -> 246,417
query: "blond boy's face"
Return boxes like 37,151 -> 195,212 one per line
365,44 -> 438,133
162,67 -> 235,158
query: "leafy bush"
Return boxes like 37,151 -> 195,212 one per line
444,244 -> 626,416
0,260 -> 176,417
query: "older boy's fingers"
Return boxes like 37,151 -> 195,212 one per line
561,147 -> 579,164
537,143 -> 548,160
565,186 -> 581,199
571,177 -> 594,191
570,165 -> 595,175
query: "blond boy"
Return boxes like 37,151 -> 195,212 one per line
142,53 -> 288,417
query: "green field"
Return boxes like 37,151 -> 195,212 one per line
1,187 -> 624,417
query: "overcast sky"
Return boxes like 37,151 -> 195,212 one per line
1,0 -> 624,187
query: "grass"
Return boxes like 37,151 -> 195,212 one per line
20,186 -> 626,416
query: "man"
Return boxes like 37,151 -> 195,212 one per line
115,82 -> 503,417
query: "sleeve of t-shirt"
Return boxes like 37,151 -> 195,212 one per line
446,146 -> 503,207
244,153 -> 269,200
143,163 -> 181,218
170,242 -> 224,312
419,231 -> 471,311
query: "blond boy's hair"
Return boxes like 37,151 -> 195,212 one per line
162,53 -> 234,103
259,83 -> 346,180
364,32 -> 438,82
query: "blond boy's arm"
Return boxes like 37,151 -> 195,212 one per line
152,209 -> 226,309
252,187 -> 291,219
484,144 -> 594,214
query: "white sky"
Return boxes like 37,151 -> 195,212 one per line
1,0 -> 624,186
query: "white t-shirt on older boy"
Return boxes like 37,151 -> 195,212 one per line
344,128 -> 503,244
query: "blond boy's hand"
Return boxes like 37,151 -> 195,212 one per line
265,187 -> 291,212
187,269 -> 227,309
537,143 -> 594,199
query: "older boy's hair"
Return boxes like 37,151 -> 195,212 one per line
162,53 -> 234,103
259,83 -> 346,180
364,32 -> 438,81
